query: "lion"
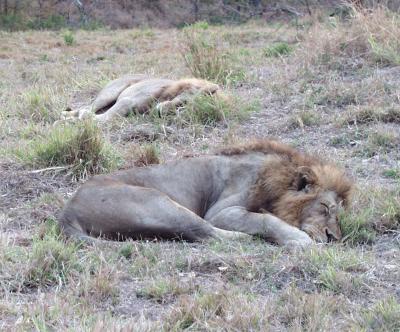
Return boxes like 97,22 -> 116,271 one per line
59,140 -> 353,246
61,74 -> 221,123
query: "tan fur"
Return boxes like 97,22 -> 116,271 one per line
59,139 -> 353,246
160,78 -> 219,100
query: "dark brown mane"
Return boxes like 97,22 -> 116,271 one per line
218,140 -> 353,225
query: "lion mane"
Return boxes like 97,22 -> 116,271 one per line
218,140 -> 353,228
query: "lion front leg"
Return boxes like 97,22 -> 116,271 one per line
206,206 -> 313,246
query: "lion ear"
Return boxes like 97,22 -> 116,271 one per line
295,166 -> 317,191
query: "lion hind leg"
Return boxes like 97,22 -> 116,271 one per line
91,74 -> 148,113
60,184 -> 242,242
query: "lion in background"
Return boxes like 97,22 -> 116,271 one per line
59,139 -> 353,246
61,74 -> 221,123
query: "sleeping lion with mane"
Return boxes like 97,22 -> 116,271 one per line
59,140 -> 353,246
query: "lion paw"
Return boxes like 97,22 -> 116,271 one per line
282,232 -> 314,248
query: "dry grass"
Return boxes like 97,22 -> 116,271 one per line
300,6 -> 400,69
181,23 -> 245,85
344,105 -> 400,125
1,6 -> 400,331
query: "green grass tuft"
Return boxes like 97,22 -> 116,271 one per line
264,42 -> 293,57
63,31 -> 75,46
382,168 -> 400,179
16,120 -> 121,179
24,219 -> 81,288
181,24 -> 245,85
118,243 -> 134,259
339,208 -> 376,245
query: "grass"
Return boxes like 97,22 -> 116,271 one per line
354,297 -> 400,331
345,106 -> 400,125
373,191 -> 400,232
132,143 -> 160,167
180,93 -> 254,126
354,129 -> 399,157
288,110 -> 321,129
274,288 -> 340,331
300,7 -> 400,69
165,290 -> 270,331
264,42 -> 293,57
138,277 -> 193,303
118,242 -> 134,259
16,120 -> 121,179
181,24 -> 245,85
382,168 -> 400,179
299,246 -> 368,295
18,87 -> 65,123
0,218 -> 82,291
24,219 -> 81,288
339,208 -> 376,245
339,188 -> 400,244
63,30 -> 75,46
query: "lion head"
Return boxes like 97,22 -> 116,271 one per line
219,140 -> 353,243
270,163 -> 353,242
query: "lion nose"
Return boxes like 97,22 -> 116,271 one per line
325,228 -> 340,242
325,229 -> 334,242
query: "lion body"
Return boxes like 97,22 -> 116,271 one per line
61,75 -> 220,123
59,140 -> 352,245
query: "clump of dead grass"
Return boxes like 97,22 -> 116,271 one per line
79,264 -> 119,303
16,120 -> 121,179
138,277 -> 194,304
300,7 -> 400,69
355,129 -> 399,157
165,290 -> 270,331
275,287 -> 342,330
344,106 -> 400,125
288,110 -> 321,129
132,143 -> 160,167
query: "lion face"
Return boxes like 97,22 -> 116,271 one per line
300,190 -> 342,243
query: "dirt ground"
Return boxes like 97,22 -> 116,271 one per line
0,10 -> 399,331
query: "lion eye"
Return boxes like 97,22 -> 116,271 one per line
303,184 -> 313,193
321,203 -> 330,216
